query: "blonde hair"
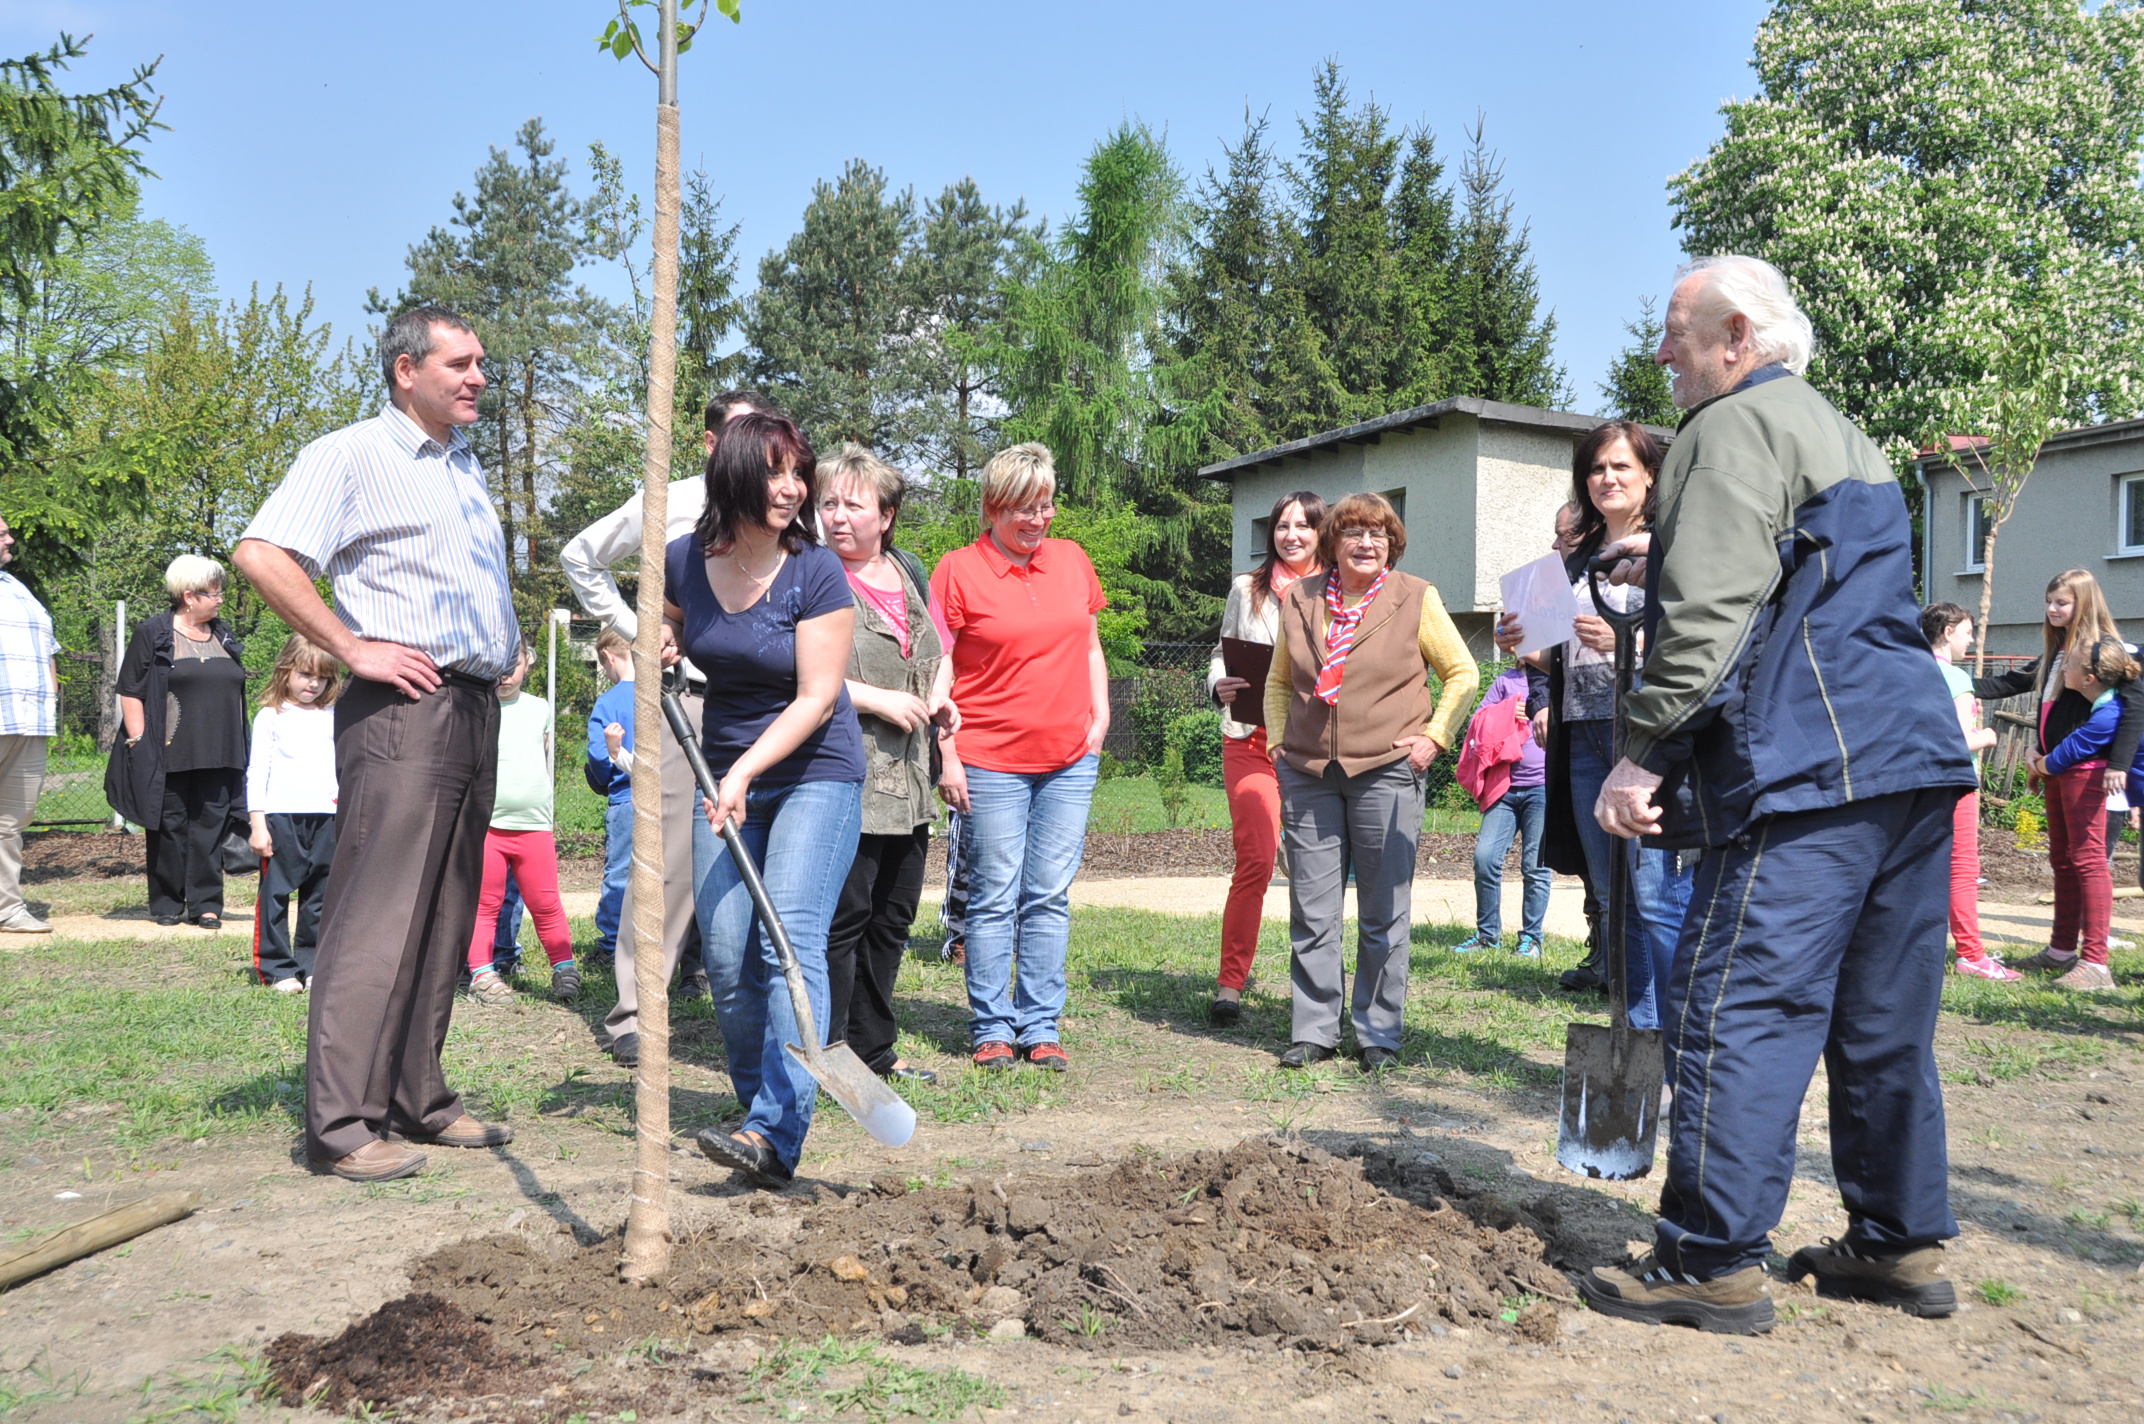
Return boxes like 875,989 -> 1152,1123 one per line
163,554 -> 225,609
261,633 -> 342,710
594,626 -> 631,661
820,443 -> 907,537
2044,568 -> 2125,695
979,443 -> 1056,521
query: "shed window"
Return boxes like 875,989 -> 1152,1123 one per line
2121,474 -> 2144,557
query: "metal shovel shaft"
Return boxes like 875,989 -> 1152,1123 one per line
660,687 -> 917,1148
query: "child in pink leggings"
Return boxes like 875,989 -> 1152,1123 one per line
467,644 -> 581,1005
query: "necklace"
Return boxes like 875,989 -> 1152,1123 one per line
733,544 -> 784,584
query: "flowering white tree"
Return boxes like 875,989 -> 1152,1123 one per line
1670,0 -> 2144,458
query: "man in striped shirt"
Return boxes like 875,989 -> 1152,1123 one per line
235,305 -> 522,1184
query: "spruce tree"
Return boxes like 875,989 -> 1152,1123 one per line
676,168 -> 745,432
1598,296 -> 1676,425
908,178 -> 1028,480
1387,127 -> 1456,410
1441,118 -> 1568,408
744,159 -> 917,453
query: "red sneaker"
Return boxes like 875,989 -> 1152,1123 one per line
1023,1042 -> 1069,1073
972,1041 -> 1016,1071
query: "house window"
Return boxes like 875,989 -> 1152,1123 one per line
2121,474 -> 2144,556
1964,494 -> 1991,572
1381,487 -> 1407,524
1251,515 -> 1270,560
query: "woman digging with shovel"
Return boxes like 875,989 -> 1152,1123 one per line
661,412 -> 867,1191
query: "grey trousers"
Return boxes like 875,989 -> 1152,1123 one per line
305,675 -> 498,1162
604,690 -> 702,1043
1279,756 -> 1426,1052
0,734 -> 45,919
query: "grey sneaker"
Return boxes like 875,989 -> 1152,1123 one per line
0,908 -> 51,935
551,962 -> 582,1003
469,972 -> 515,1007
1514,932 -> 1543,959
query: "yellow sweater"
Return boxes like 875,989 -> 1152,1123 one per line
1264,589 -> 1477,752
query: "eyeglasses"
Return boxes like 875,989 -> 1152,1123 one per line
1338,529 -> 1390,547
1005,502 -> 1057,521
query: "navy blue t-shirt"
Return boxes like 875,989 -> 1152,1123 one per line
665,534 -> 866,788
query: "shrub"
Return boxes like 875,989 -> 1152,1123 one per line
1165,710 -> 1224,787
1096,751 -> 1123,782
1155,748 -> 1192,829
1128,668 -> 1208,768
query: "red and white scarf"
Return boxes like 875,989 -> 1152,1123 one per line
1313,570 -> 1386,705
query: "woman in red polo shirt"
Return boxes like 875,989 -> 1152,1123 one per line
933,443 -> 1109,1073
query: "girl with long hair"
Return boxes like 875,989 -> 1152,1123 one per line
246,634 -> 342,990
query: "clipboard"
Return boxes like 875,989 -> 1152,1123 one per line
1220,637 -> 1273,728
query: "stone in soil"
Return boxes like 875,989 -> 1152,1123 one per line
403,1136 -> 1574,1365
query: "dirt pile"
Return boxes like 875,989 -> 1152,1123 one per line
263,1293 -> 552,1412
413,1136 -> 1573,1358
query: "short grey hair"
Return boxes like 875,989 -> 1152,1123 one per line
378,305 -> 477,388
1676,255 -> 1815,376
164,554 -> 225,608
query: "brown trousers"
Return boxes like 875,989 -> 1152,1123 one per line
604,690 -> 702,1043
305,675 -> 499,1162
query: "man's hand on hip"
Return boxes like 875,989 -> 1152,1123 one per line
346,639 -> 442,698
1595,756 -> 1665,839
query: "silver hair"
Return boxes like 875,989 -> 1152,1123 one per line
1675,255 -> 1815,376
378,305 -> 477,388
163,553 -> 225,609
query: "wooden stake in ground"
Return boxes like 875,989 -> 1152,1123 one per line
602,0 -> 736,1287
0,1192 -> 199,1290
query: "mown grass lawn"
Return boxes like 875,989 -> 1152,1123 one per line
5,894 -> 2143,1159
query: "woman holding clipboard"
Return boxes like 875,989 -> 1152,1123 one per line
1204,490 -> 1327,1026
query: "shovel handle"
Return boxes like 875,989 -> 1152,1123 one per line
1583,557 -> 1639,1038
659,684 -> 828,1061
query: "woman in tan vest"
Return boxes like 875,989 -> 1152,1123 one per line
1263,493 -> 1476,1070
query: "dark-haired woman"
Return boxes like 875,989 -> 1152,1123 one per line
1204,490 -> 1327,1025
1498,421 -> 1691,1032
662,411 -> 865,1191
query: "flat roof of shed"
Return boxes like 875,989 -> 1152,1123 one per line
1198,395 -> 1676,480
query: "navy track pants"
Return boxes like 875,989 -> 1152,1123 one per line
1655,787 -> 1959,1278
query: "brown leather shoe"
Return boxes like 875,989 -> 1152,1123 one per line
1577,1255 -> 1775,1334
327,1139 -> 427,1183
403,1116 -> 515,1148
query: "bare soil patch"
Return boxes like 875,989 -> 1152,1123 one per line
22,830 -> 142,881
264,1293 -> 553,1414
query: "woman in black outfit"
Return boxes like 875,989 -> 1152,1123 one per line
115,555 -> 249,929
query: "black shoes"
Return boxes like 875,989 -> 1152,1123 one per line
1208,997 -> 1242,1026
610,1031 -> 639,1068
1560,962 -> 1605,992
676,967 -> 712,1003
696,1129 -> 793,1191
1279,1041 -> 1336,1069
1360,1046 -> 1400,1072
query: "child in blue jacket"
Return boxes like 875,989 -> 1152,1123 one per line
585,628 -> 636,962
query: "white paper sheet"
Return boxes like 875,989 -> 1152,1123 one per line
1498,552 -> 1585,658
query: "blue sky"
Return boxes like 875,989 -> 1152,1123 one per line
6,0 -> 1772,416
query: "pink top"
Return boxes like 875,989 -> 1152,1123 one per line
848,572 -> 911,655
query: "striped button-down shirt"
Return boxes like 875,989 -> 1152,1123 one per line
0,572 -> 56,738
242,404 -> 521,679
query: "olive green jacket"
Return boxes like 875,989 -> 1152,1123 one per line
847,560 -> 942,835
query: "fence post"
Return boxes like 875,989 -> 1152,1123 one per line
111,599 -> 125,830
548,609 -> 568,791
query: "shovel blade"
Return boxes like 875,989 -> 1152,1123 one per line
1555,1022 -> 1665,1180
784,1040 -> 918,1147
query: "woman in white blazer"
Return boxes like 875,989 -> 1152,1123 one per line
1204,490 -> 1327,1025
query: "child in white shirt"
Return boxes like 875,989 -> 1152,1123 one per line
246,634 -> 341,990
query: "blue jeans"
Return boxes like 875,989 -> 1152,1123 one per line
493,871 -> 524,963
1474,783 -> 1550,941
692,777 -> 862,1171
597,797 -> 632,957
1568,720 -> 1693,1031
963,754 -> 1098,1048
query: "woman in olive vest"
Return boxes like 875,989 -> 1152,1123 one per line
817,445 -> 954,1084
1264,493 -> 1476,1072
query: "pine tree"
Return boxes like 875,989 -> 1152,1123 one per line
908,178 -> 1027,480
1598,296 -> 1676,425
1441,118 -> 1568,408
1386,127 -> 1457,409
745,159 -> 917,453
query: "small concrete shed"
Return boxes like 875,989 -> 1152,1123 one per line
1200,397 -> 1674,654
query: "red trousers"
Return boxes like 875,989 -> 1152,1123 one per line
2045,765 -> 2111,965
1949,790 -> 1983,961
467,828 -> 575,973
1220,730 -> 1280,991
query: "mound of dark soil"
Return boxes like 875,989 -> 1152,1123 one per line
413,1137 -> 1572,1361
263,1293 -> 552,1413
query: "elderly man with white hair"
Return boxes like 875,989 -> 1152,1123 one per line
1575,256 -> 1979,1334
